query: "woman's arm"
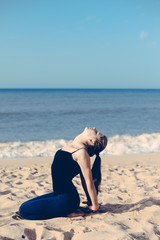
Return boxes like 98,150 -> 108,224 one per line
77,150 -> 99,211
80,172 -> 92,206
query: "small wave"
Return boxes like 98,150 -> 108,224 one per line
103,133 -> 160,155
0,133 -> 160,159
0,139 -> 69,159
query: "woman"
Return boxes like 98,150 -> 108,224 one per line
19,127 -> 108,220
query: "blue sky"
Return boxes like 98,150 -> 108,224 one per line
0,0 -> 160,88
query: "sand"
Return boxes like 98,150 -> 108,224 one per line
1,153 -> 160,240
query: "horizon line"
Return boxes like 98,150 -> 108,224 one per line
0,88 -> 160,91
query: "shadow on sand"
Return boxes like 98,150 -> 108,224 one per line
97,197 -> 160,214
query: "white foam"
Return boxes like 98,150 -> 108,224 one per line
0,139 -> 69,159
102,133 -> 160,155
0,133 -> 160,159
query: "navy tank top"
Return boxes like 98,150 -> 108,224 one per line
51,149 -> 83,195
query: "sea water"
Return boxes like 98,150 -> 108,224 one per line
0,89 -> 160,158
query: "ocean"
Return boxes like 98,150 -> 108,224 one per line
0,89 -> 160,158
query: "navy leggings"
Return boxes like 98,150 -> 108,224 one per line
19,190 -> 80,220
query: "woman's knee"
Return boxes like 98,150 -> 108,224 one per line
19,202 -> 28,219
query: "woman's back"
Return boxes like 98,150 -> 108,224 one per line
51,149 -> 81,195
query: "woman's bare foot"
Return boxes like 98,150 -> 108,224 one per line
67,210 -> 85,218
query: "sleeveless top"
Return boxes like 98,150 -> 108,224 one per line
51,148 -> 84,195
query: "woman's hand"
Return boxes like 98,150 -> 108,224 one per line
88,203 -> 99,212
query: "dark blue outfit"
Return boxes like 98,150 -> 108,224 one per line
19,149 -> 81,220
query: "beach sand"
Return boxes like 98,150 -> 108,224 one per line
1,153 -> 160,240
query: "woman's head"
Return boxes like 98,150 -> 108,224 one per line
84,127 -> 108,157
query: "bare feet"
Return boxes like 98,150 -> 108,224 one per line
67,206 -> 97,218
67,210 -> 85,218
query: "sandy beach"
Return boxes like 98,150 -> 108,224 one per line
1,153 -> 160,240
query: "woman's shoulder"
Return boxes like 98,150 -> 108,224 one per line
73,147 -> 89,164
